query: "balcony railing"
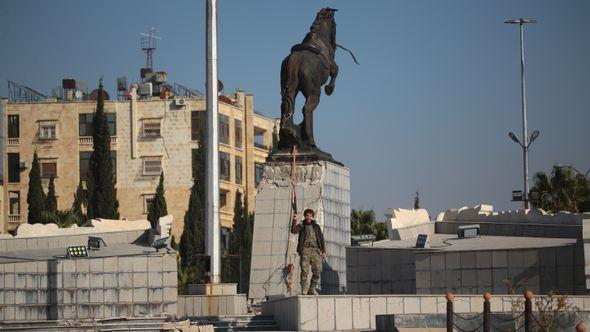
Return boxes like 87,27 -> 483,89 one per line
8,215 -> 20,223
79,136 -> 117,145
7,138 -> 19,146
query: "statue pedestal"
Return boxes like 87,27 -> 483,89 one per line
187,283 -> 237,295
248,160 -> 351,304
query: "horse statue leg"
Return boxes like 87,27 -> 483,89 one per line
302,92 -> 321,148
324,62 -> 339,96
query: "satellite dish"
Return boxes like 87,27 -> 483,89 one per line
75,90 -> 83,99
217,80 -> 224,93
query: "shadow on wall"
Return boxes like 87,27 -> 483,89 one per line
47,259 -> 59,320
321,259 -> 342,294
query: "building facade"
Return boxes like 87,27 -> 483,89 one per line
1,90 -> 277,241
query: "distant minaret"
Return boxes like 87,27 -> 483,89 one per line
205,0 -> 220,284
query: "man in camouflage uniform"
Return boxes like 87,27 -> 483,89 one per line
291,209 -> 326,295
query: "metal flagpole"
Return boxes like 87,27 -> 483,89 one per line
206,0 -> 220,283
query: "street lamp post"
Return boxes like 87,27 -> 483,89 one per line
505,18 -> 538,210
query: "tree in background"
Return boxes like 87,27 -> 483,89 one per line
222,191 -> 244,284
414,190 -> 420,210
240,209 -> 254,294
178,143 -> 206,293
27,151 -> 46,224
530,165 -> 590,213
350,209 -> 387,241
71,180 -> 86,225
87,78 -> 119,219
148,172 -> 168,230
46,175 -> 57,213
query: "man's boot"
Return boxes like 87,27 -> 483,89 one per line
301,287 -> 309,295
309,288 -> 319,295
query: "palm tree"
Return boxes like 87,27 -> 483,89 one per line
530,165 -> 590,213
351,209 -> 387,240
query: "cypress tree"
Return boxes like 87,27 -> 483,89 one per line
240,206 -> 254,294
87,78 -> 119,219
148,172 -> 168,229
72,179 -> 86,225
414,190 -> 420,210
27,152 -> 46,224
46,175 -> 57,213
222,191 -> 244,283
179,142 -> 206,286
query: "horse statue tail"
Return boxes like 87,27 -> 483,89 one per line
278,53 -> 301,149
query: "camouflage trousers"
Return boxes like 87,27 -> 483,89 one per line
300,248 -> 322,291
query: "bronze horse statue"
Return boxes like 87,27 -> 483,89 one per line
278,8 -> 340,155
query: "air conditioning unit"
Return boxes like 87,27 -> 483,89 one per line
174,98 -> 186,106
457,224 -> 480,239
20,161 -> 28,170
139,83 -> 153,96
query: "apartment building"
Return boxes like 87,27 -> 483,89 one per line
1,88 -> 277,241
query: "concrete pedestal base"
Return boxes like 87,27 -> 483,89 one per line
180,284 -> 245,316
248,161 -> 351,303
188,283 -> 237,295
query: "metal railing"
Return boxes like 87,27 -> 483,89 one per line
446,291 -> 567,332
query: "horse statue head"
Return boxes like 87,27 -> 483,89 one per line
307,8 -> 337,53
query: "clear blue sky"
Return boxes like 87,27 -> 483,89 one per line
1,0 -> 589,219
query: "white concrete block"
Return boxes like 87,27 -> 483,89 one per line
298,297 -> 318,331
317,297 -> 335,331
386,297 -> 404,314
334,297 -> 353,330
369,297 -> 387,329
403,297 -> 421,314
351,297 -> 370,330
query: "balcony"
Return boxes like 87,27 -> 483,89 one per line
8,215 -> 20,223
79,136 -> 118,145
7,138 -> 19,147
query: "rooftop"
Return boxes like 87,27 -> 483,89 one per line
369,233 -> 576,252
0,242 -> 164,264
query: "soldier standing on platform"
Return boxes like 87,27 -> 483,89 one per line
291,209 -> 326,295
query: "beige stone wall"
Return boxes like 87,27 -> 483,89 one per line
1,92 -> 277,239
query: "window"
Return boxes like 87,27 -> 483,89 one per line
220,152 -> 230,181
191,111 -> 206,140
142,119 -> 162,138
254,127 -> 266,149
143,157 -> 162,176
235,156 -> 243,185
79,113 -> 116,136
40,161 -> 57,178
143,194 -> 155,214
79,151 -> 117,179
220,190 -> 228,208
79,114 -> 92,136
8,153 -> 20,183
9,191 -> 20,215
8,115 -> 19,138
255,163 -> 264,188
39,122 -> 57,139
234,119 -> 243,149
219,114 -> 229,144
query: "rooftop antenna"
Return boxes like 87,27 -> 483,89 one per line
140,27 -> 162,70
